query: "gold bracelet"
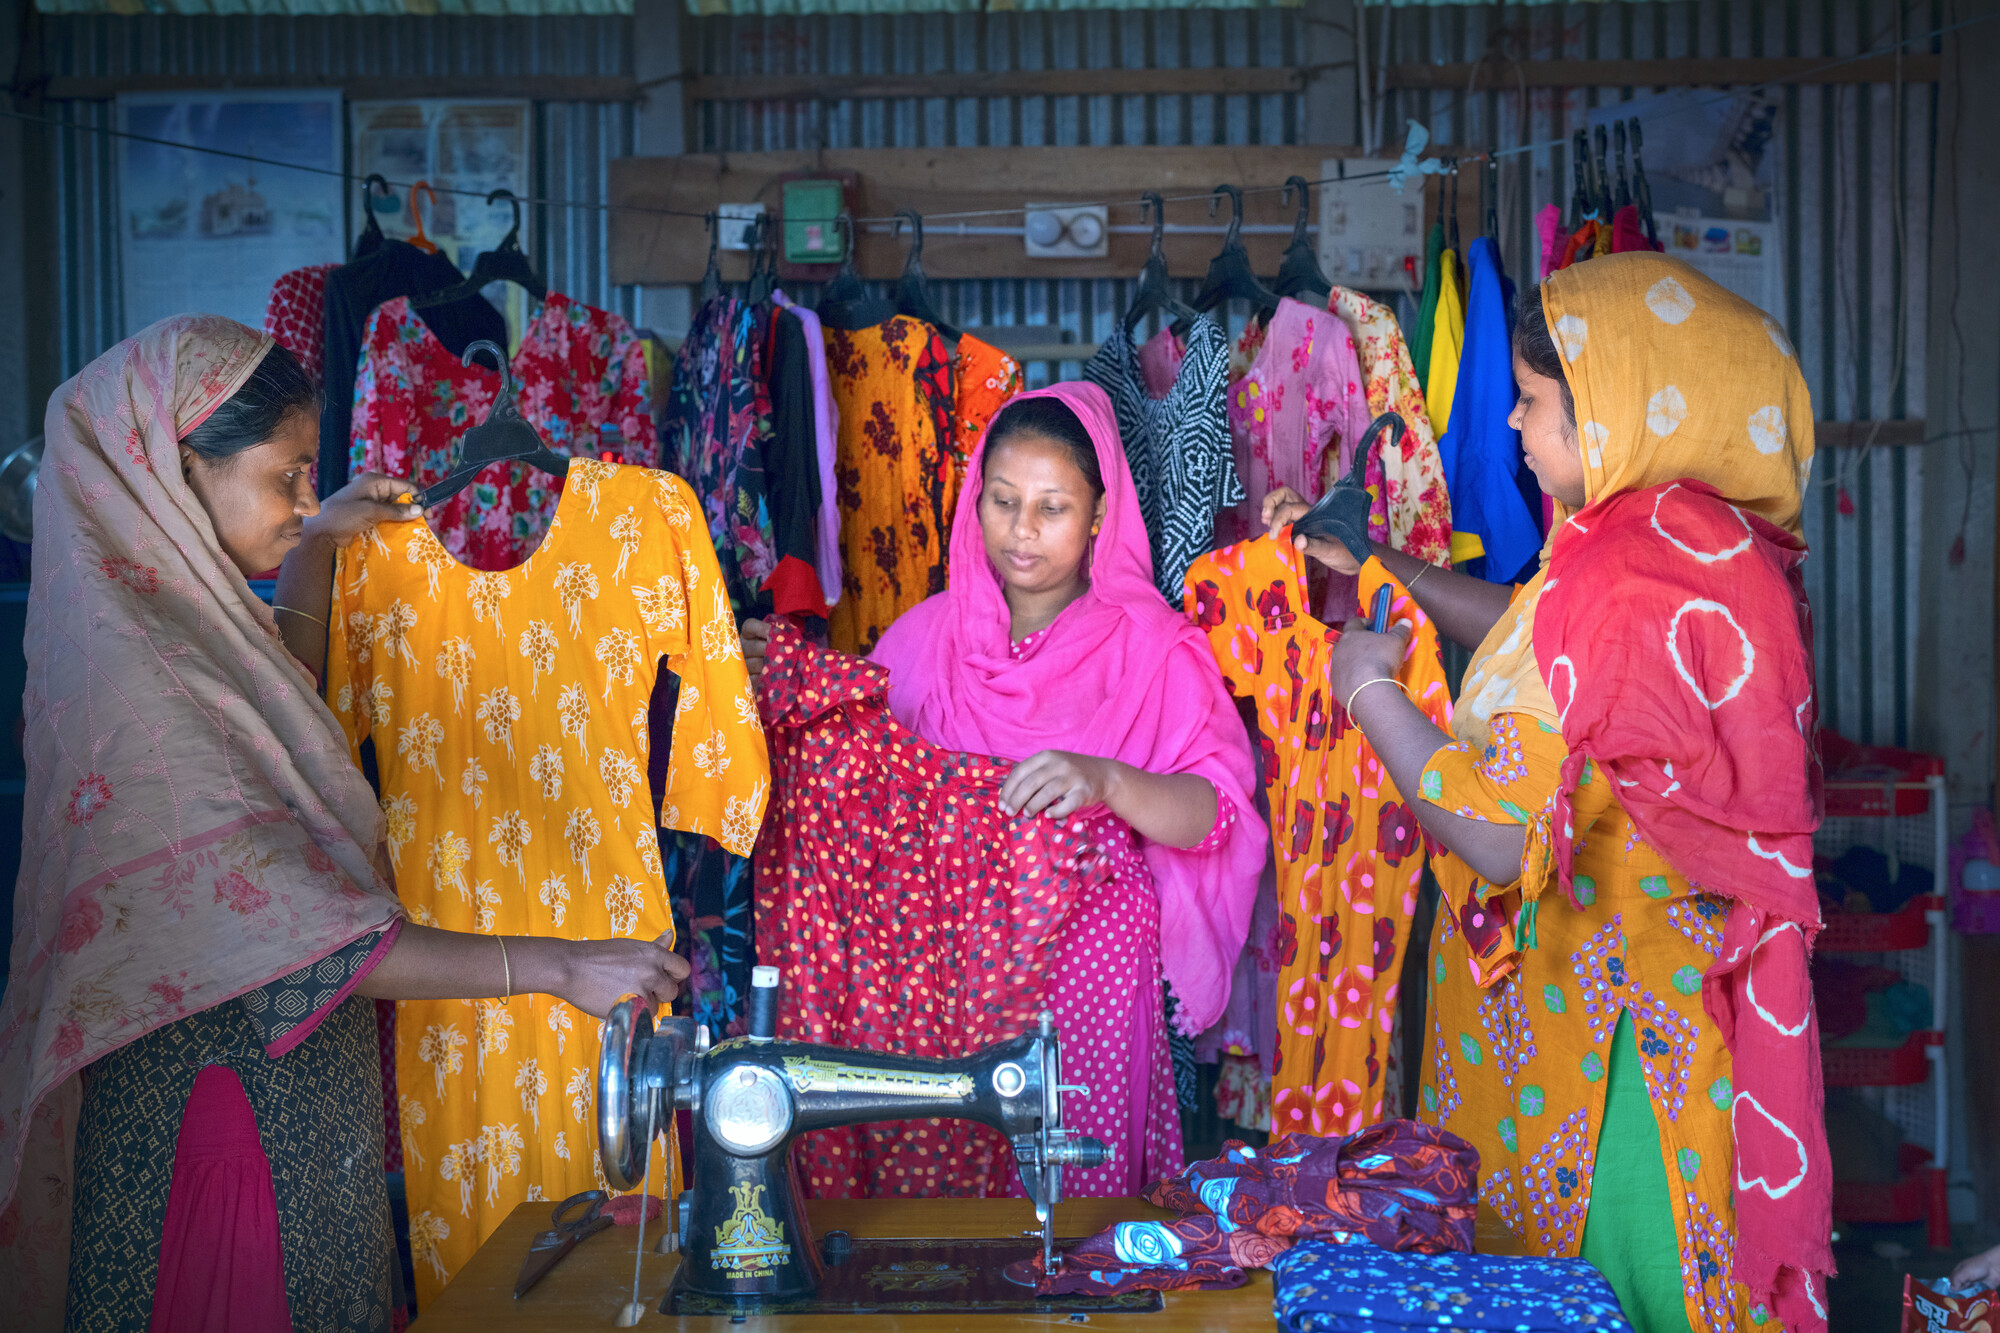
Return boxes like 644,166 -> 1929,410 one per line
1345,676 -> 1415,716
272,603 -> 326,629
498,936 -> 512,999
1405,563 -> 1432,591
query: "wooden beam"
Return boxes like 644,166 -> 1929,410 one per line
608,145 -> 1477,286
681,66 -> 1304,104
44,74 -> 641,102
1816,419 -> 1928,449
1387,54 -> 1940,90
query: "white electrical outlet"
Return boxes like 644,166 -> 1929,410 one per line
1023,203 -> 1109,259
1318,158 -> 1424,292
718,202 -> 766,251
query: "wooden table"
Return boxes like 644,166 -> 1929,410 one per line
418,1197 -> 1529,1331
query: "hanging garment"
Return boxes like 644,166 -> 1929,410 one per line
661,295 -> 825,619
772,290 -> 844,607
1610,204 -> 1661,254
1272,1243 -> 1634,1333
1327,287 -> 1454,567
324,462 -> 771,1302
1536,203 -> 1565,281
350,293 -> 651,571
1183,541 -> 1450,1138
318,239 -> 508,495
1084,317 -> 1241,600
823,315 -> 957,655
264,262 -> 339,385
1422,249 -> 1467,477
941,332 -> 1025,523
1410,221 -> 1447,394
0,316 -> 406,1331
1137,325 -> 1186,398
1421,254 -> 1827,1333
1218,298 -> 1373,548
1558,221 -> 1601,271
756,618 -> 1109,1197
1437,237 -> 1544,585
1037,1122 -> 1479,1296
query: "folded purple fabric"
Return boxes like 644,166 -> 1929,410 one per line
1038,1120 -> 1480,1294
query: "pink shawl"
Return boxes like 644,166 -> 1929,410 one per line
0,317 -> 403,1319
871,381 -> 1264,1033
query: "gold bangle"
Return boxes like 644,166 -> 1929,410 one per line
272,603 -> 326,629
1405,563 -> 1432,591
1345,676 -> 1415,717
498,936 -> 512,999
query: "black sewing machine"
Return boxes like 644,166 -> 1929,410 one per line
596,967 -> 1142,1316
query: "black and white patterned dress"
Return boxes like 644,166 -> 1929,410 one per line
1085,317 -> 1242,601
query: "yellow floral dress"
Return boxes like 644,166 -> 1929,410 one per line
326,460 -> 769,1302
1419,588 -> 1761,1333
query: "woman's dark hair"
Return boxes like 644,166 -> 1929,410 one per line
180,341 -> 320,461
982,396 -> 1105,500
1510,286 -> 1577,429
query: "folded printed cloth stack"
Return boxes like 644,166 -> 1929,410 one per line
1272,1243 -> 1633,1332
1036,1119 -> 1479,1295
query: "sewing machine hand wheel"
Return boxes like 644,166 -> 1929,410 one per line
1291,412 -> 1405,568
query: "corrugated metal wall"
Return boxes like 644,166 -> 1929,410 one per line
32,13 -> 638,368
32,2 -> 1933,749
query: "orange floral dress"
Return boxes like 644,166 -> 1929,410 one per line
941,332 -> 1024,524
326,461 -> 770,1302
1184,541 -> 1450,1137
1418,587 -> 1760,1333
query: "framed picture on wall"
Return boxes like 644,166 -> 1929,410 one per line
115,90 -> 345,339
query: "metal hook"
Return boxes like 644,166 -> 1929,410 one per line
893,209 -> 924,264
1208,184 -> 1245,250
1141,191 -> 1167,260
1283,175 -> 1312,250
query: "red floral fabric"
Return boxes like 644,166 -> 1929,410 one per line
1035,1120 -> 1479,1294
263,262 -> 339,385
754,618 -> 1112,1197
349,292 -> 650,570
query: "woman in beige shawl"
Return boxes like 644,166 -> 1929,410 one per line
0,316 -> 687,1331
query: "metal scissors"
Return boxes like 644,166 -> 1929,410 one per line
514,1189 -> 614,1299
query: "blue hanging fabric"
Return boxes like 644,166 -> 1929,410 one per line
1436,236 -> 1544,584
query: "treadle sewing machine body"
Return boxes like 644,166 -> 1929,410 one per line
597,970 -> 1114,1315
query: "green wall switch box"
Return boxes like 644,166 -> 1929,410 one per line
782,180 -> 847,263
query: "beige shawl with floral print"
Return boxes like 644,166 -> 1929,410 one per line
0,316 -> 402,1320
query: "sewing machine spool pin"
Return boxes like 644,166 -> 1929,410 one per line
597,972 -> 1112,1315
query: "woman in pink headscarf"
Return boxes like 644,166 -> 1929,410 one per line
744,382 -> 1264,1191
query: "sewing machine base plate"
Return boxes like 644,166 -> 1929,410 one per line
665,1236 -> 1164,1316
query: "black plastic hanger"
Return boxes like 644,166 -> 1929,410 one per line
1447,165 -> 1461,252
746,214 -> 777,304
1274,175 -> 1333,301
411,190 -> 547,311
1629,119 -> 1660,248
1292,413 -> 1406,567
1573,130 -> 1598,223
1194,184 -> 1280,315
1484,156 -> 1500,239
420,341 -> 570,508
815,215 -> 898,331
892,210 -> 960,341
1122,191 -> 1199,337
698,213 -> 722,302
1614,121 -> 1633,212
355,173 -> 390,259
1593,125 -> 1615,222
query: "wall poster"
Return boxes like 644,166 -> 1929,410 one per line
116,90 -> 345,339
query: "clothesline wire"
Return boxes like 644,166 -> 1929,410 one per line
0,9 -> 1983,240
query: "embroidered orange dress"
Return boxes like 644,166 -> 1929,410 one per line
1184,541 -> 1450,1136
325,461 -> 770,1301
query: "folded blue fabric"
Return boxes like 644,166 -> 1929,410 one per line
1273,1241 -> 1633,1332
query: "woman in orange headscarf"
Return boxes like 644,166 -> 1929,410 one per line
1268,253 -> 1831,1332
